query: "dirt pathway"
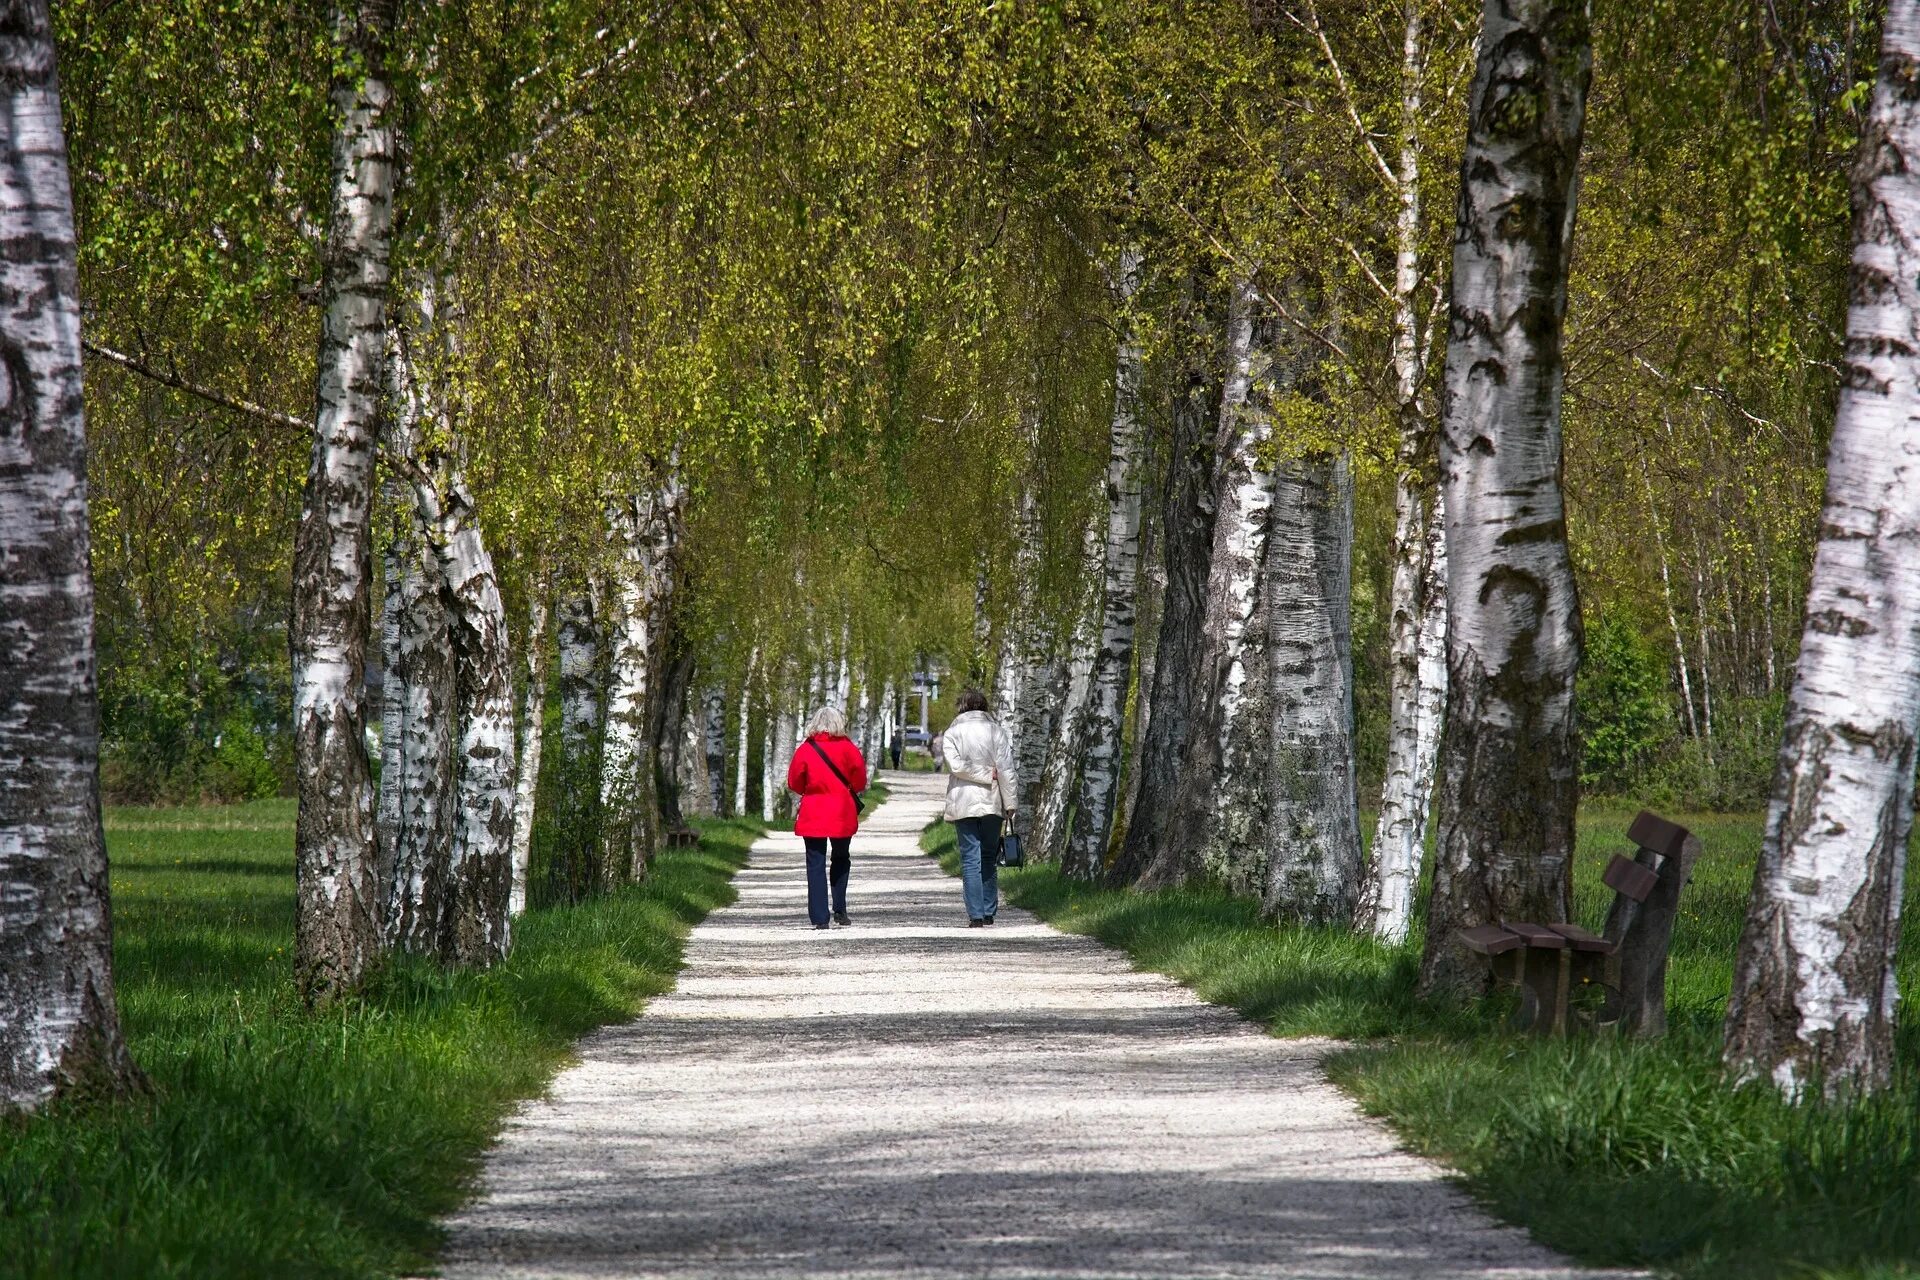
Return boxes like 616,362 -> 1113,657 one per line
438,771 -> 1639,1280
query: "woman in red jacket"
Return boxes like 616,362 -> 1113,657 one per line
787,705 -> 869,929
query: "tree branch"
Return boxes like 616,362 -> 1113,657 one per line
83,340 -> 311,434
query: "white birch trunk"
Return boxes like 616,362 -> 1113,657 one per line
1722,1 -> 1920,1096
737,646 -> 758,816
996,458 -> 1057,808
408,463 -> 517,966
1062,249 -> 1146,882
509,596 -> 550,917
0,1 -> 145,1108
702,685 -> 728,817
291,0 -> 397,1002
1029,517 -> 1104,862
772,688 -> 798,824
551,587 -> 605,898
1420,0 -> 1591,998
1355,0 -> 1449,943
378,486 -> 452,955
760,693 -> 778,824
1142,280 -> 1272,893
1356,486 -> 1446,941
600,475 -> 684,881
1262,453 -> 1364,925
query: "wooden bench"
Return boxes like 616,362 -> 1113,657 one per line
664,826 -> 700,849
1459,810 -> 1700,1037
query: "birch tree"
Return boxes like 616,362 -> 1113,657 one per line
1419,0 -> 1592,997
1062,252 -> 1147,882
508,596 -> 550,916
291,0 -> 398,1003
1722,0 -> 1920,1097
378,491 -> 453,953
1110,291 -> 1223,885
1355,0 -> 1450,943
1263,451 -> 1363,925
1138,283 -> 1272,894
552,586 -> 605,898
0,0 -> 144,1110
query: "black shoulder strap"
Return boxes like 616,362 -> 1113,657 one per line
807,737 -> 860,798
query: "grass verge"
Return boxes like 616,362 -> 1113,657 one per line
0,800 -> 758,1280
925,806 -> 1920,1280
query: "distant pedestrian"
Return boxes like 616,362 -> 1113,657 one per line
787,705 -> 868,929
889,723 -> 903,770
939,688 -> 1017,927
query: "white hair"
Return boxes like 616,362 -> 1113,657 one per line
807,705 -> 848,738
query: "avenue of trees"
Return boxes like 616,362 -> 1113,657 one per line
1,0 -> 1911,1109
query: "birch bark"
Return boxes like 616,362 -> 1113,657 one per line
1722,0 -> 1920,1096
509,596 -> 550,917
601,474 -> 684,881
736,646 -> 758,816
995,456 -> 1057,812
0,0 -> 145,1109
1138,281 -> 1271,893
553,586 -> 605,898
1263,452 -> 1364,924
408,461 -> 517,966
1111,296 -> 1220,885
1356,0 -> 1449,943
291,0 -> 397,1003
1419,0 -> 1591,997
378,487 -> 452,954
702,685 -> 728,817
1062,250 -> 1147,882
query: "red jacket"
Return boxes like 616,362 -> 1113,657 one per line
787,733 -> 868,838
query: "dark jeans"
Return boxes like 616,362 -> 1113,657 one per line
953,815 -> 1001,922
804,835 -> 852,926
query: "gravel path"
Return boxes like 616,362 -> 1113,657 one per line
438,772 -> 1639,1280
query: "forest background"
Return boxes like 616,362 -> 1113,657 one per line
69,0 -> 1852,832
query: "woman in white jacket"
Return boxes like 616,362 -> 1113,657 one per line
940,687 -> 1018,926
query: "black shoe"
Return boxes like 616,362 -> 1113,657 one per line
813,922 -> 830,930
834,911 -> 852,926
984,914 -> 995,925
968,919 -> 986,928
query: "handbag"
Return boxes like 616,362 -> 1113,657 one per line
807,738 -> 865,815
995,774 -> 1025,867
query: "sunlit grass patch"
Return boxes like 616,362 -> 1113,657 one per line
925,807 -> 1920,1280
1,801 -> 757,1280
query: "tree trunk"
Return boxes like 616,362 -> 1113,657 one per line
378,488 -> 452,954
1138,280 -> 1271,893
760,687 -> 778,823
1062,250 -> 1147,882
1261,451 -> 1363,924
406,462 -> 516,966
652,636 -> 696,830
702,685 -> 728,818
601,476 -> 684,882
1722,1 -> 1920,1097
1111,291 -> 1221,885
553,586 -> 605,899
291,0 -> 398,1003
1355,481 -> 1446,941
736,646 -> 758,816
1355,0 -> 1449,944
509,596 -> 550,916
1419,0 -> 1591,998
772,685 -> 798,824
0,0 -> 146,1109
995,465 -> 1056,808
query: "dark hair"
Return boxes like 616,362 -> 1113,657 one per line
956,687 -> 990,714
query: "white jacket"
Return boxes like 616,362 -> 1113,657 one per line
941,710 -> 1018,822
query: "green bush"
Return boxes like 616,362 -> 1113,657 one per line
1578,610 -> 1673,793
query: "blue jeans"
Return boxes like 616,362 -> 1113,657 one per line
804,836 -> 851,926
953,816 -> 1001,922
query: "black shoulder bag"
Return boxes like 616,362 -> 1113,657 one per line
807,738 -> 865,815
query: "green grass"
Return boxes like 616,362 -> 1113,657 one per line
0,799 -> 758,1280
926,806 -> 1920,1280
